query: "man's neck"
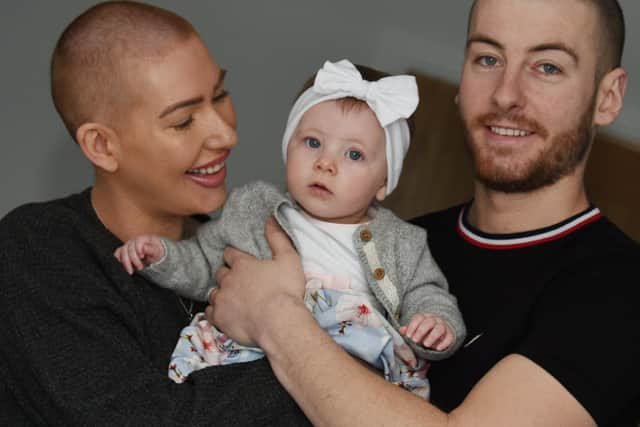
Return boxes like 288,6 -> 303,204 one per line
90,180 -> 184,242
467,173 -> 590,234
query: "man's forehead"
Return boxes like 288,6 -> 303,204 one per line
468,0 -> 597,51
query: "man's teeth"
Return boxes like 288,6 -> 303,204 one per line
490,126 -> 531,137
188,162 -> 224,175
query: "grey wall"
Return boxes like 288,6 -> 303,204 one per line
1,1 -> 638,218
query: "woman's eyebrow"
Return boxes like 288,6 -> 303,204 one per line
159,69 -> 228,118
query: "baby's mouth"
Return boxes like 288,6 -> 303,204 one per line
310,183 -> 332,194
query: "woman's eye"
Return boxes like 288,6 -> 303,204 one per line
213,90 -> 229,102
346,150 -> 363,161
305,137 -> 321,149
174,117 -> 194,131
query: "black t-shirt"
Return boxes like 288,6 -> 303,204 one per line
412,204 -> 640,426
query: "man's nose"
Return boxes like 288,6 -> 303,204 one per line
491,66 -> 526,113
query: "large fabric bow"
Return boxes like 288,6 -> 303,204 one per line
313,59 -> 418,127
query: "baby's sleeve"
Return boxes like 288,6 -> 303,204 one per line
399,237 -> 466,361
140,220 -> 225,302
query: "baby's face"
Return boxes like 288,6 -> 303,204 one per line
286,99 -> 387,224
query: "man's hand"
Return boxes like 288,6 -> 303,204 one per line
206,217 -> 306,347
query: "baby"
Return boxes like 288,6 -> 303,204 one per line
116,59 -> 465,398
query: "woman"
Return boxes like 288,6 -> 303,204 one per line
0,2 -> 308,425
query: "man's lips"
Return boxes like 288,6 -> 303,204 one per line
474,112 -> 547,139
488,125 -> 533,137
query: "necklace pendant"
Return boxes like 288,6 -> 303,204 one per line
178,296 -> 195,322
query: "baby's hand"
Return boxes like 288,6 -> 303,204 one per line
114,235 -> 165,275
399,313 -> 454,351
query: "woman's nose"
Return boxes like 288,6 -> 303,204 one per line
204,104 -> 238,150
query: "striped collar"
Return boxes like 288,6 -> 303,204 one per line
458,205 -> 602,250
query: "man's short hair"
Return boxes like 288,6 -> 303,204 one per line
51,1 -> 196,140
467,0 -> 625,77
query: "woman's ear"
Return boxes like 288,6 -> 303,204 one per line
594,67 -> 627,127
76,123 -> 120,173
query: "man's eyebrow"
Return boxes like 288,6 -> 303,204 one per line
529,43 -> 579,64
467,35 -> 579,65
466,35 -> 503,50
159,69 -> 228,118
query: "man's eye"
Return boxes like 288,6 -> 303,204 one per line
305,137 -> 321,149
347,150 -> 363,161
539,63 -> 561,75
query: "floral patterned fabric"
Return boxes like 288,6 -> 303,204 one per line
169,280 -> 430,399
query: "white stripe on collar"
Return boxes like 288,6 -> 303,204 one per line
458,206 -> 602,249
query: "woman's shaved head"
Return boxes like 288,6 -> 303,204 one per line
51,1 -> 197,140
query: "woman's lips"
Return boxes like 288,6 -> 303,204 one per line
186,151 -> 229,188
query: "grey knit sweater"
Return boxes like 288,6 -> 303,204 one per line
0,188 -> 309,426
143,181 -> 466,360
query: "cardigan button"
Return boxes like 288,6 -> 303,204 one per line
373,267 -> 385,280
360,229 -> 372,242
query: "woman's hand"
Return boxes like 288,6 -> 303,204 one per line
206,217 -> 306,347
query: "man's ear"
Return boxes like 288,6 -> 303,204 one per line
594,67 -> 627,127
76,123 -> 120,173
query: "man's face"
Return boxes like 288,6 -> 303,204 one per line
113,35 -> 238,218
459,0 -> 601,193
286,100 -> 387,224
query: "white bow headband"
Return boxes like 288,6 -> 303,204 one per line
281,59 -> 419,196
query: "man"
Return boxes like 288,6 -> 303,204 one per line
209,0 -> 640,425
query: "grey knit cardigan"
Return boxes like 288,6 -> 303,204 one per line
143,180 -> 466,360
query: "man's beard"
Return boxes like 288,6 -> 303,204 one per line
461,99 -> 595,193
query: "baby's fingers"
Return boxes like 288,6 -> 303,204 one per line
125,242 -> 145,271
422,323 -> 446,349
117,246 -> 135,275
434,329 -> 454,351
402,314 -> 427,340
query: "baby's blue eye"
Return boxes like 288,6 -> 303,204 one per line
305,137 -> 321,149
347,150 -> 363,161
479,56 -> 498,66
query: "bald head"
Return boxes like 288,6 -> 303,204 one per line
467,0 -> 625,77
51,1 -> 197,140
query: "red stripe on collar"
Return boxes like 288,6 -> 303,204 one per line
457,207 -> 602,250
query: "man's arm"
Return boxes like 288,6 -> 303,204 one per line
208,218 -> 595,427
